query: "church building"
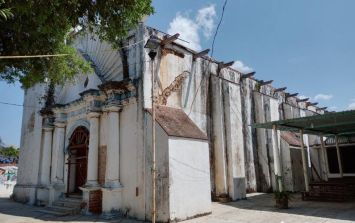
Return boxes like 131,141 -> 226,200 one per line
13,24 -> 327,222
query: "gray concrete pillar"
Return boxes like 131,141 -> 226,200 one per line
40,126 -> 53,185
272,125 -> 283,192
86,112 -> 100,187
211,76 -> 228,197
103,105 -> 122,188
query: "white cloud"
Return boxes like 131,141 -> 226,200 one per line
167,5 -> 216,51
314,94 -> 333,101
196,5 -> 216,38
348,102 -> 355,110
231,60 -> 253,74
167,14 -> 201,50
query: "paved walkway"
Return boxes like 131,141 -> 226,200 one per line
186,193 -> 355,223
0,191 -> 355,222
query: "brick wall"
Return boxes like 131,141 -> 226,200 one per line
89,190 -> 102,214
98,145 -> 107,185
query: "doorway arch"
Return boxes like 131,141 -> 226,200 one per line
67,126 -> 89,195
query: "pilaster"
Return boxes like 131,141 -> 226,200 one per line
85,111 -> 101,187
102,105 -> 123,189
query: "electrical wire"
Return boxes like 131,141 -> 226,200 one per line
0,35 -> 149,59
211,0 -> 228,57
0,101 -> 37,108
187,0 -> 228,115
0,54 -> 71,59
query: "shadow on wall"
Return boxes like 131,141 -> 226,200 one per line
0,196 -> 141,222
220,193 -> 355,222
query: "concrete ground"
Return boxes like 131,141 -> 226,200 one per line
185,193 -> 355,223
0,190 -> 355,223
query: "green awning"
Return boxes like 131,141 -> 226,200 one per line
252,110 -> 355,136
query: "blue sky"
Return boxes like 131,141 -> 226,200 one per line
1,0 -> 355,146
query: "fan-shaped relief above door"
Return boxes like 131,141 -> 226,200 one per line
73,33 -> 124,82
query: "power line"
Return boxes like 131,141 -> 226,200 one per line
0,35 -> 150,59
0,54 -> 71,59
0,101 -> 37,108
211,0 -> 228,57
188,0 -> 228,115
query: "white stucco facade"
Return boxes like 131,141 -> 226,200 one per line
14,23 -> 326,222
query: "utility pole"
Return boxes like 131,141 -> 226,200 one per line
150,51 -> 157,223
144,35 -> 160,223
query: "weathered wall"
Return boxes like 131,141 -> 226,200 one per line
241,78 -> 258,192
253,92 -> 273,192
144,113 -> 170,222
13,84 -> 46,204
15,24 -> 329,222
168,137 -> 211,221
222,74 -> 246,200
113,101 -> 145,218
210,75 -> 228,197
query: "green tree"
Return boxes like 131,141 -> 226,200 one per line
0,0 -> 154,88
0,146 -> 19,157
0,0 -> 13,20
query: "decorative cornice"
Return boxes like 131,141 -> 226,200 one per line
87,111 -> 101,119
102,104 -> 123,113
50,79 -> 137,121
54,121 -> 66,128
42,116 -> 55,129
98,80 -> 135,93
79,89 -> 101,97
43,126 -> 54,131
39,107 -> 54,117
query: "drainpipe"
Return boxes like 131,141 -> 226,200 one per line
300,129 -> 310,192
272,124 -> 283,192
319,134 -> 329,181
150,52 -> 157,223
335,135 -> 343,178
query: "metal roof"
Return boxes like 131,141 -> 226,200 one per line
252,110 -> 355,136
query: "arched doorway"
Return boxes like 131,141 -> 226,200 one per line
66,126 -> 89,195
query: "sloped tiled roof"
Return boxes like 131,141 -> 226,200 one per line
281,131 -> 320,147
146,106 -> 208,141
281,132 -> 301,147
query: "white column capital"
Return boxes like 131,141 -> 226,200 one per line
103,105 -> 122,113
87,111 -> 101,119
54,122 -> 66,128
43,126 -> 54,132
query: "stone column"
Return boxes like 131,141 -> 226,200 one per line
222,80 -> 246,200
211,76 -> 228,198
40,125 -> 53,186
103,105 -> 122,189
49,121 -> 66,205
86,112 -> 101,187
272,125 -> 283,192
56,123 -> 66,183
51,122 -> 66,184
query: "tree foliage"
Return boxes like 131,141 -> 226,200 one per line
0,145 -> 19,157
0,0 -> 154,88
0,0 -> 13,20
